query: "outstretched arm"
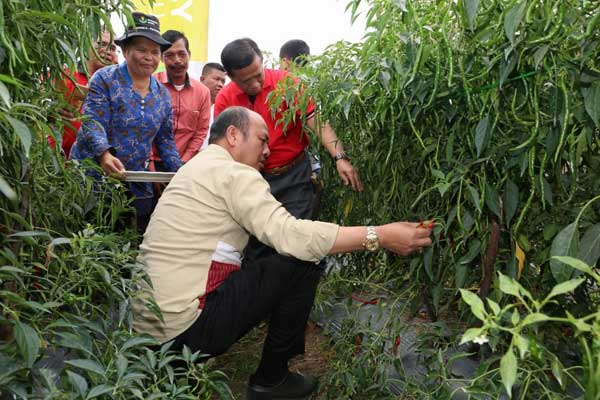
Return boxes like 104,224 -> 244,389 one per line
330,223 -> 432,255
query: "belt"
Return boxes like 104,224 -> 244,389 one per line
262,150 -> 307,175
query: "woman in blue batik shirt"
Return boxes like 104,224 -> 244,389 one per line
71,12 -> 182,233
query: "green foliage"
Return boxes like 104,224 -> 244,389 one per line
271,0 -> 600,397
275,0 -> 600,307
460,255 -> 599,399
0,1 -> 232,398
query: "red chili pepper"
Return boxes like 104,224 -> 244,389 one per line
351,293 -> 379,305
354,334 -> 363,355
393,336 -> 401,355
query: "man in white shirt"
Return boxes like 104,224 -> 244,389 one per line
200,62 -> 227,149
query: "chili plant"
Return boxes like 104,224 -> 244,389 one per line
0,0 -> 232,398
270,0 -> 599,397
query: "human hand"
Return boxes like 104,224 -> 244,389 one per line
72,84 -> 89,101
336,159 -> 363,191
57,108 -> 76,120
99,150 -> 125,179
378,221 -> 433,256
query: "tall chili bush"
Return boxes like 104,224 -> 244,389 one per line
0,1 -> 231,398
271,0 -> 600,397
277,0 -> 600,312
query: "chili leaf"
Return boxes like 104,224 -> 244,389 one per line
550,223 -> 579,283
65,359 -> 106,377
67,371 -> 88,397
5,115 -> 32,157
500,349 -> 517,398
391,0 -> 407,12
0,175 -> 17,201
484,183 -> 501,218
503,180 -> 519,226
465,0 -> 479,30
475,115 -> 490,158
521,312 -> 550,326
533,45 -> 549,69
578,223 -> 600,267
504,2 -> 527,45
0,80 -> 10,108
583,82 -> 600,128
14,321 -> 40,368
543,278 -> 585,304
459,289 -> 486,321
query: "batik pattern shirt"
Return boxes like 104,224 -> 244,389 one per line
70,63 -> 182,198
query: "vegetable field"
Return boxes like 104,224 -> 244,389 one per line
284,0 -> 600,398
1,0 -> 599,399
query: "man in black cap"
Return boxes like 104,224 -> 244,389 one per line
71,12 -> 182,232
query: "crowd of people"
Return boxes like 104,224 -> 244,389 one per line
55,12 -> 433,400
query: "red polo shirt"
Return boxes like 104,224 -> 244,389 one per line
214,69 -> 315,169
48,71 -> 88,158
151,72 -> 211,163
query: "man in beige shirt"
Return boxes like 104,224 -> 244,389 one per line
133,106 -> 432,399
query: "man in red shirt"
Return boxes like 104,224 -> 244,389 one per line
50,31 -> 118,157
151,30 -> 211,170
214,38 -> 363,261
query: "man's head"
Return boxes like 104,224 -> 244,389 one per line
201,62 -> 226,104
161,30 -> 190,85
221,38 -> 264,96
209,106 -> 270,170
279,39 -> 310,71
88,30 -> 118,75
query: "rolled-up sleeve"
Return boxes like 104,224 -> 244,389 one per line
226,166 -> 339,262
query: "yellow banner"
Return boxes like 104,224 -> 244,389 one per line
132,0 -> 209,61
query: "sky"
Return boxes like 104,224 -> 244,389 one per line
112,0 -> 366,77
206,0 -> 366,64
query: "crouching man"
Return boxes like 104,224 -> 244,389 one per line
132,106 -> 433,400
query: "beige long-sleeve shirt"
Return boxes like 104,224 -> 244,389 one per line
132,144 -> 339,343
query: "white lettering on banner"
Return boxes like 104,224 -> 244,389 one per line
171,0 -> 193,22
154,2 -> 165,17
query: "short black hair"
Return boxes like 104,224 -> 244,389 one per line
208,106 -> 250,144
162,30 -> 190,53
202,62 -> 226,76
221,38 -> 262,75
279,39 -> 310,66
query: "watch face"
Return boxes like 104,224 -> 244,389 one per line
365,227 -> 379,252
365,241 -> 379,251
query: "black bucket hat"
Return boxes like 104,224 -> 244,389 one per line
115,12 -> 171,48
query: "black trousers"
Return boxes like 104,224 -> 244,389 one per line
169,254 -> 322,363
244,153 -> 315,263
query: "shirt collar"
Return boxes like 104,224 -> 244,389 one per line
156,70 -> 191,88
207,143 -> 234,160
120,62 -> 160,92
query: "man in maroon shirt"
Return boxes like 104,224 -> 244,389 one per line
214,38 -> 363,261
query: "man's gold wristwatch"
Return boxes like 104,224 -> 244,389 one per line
363,226 -> 380,252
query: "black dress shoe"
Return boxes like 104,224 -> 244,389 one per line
246,372 -> 318,400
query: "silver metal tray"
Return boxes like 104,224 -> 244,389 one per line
123,171 -> 176,183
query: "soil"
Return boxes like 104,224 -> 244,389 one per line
211,321 -> 331,400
